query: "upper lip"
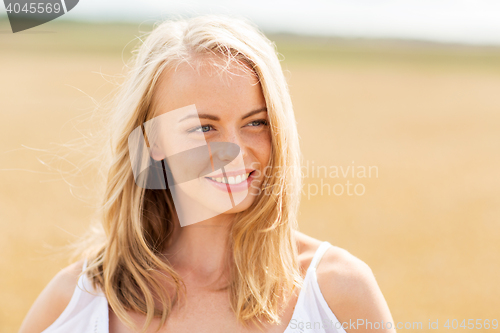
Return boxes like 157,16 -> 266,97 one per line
205,169 -> 254,178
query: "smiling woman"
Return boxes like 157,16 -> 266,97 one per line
18,14 -> 396,333
144,58 -> 272,225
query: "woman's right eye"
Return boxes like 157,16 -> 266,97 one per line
189,125 -> 213,133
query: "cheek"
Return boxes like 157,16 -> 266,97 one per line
253,131 -> 272,165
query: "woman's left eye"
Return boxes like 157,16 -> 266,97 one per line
247,119 -> 268,127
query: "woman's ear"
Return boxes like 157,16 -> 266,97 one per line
149,143 -> 166,161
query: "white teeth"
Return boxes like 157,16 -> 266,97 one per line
208,172 -> 250,185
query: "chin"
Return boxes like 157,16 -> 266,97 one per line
224,193 -> 258,214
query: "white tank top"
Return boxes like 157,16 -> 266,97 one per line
42,241 -> 347,333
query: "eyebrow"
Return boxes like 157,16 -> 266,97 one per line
178,106 -> 267,122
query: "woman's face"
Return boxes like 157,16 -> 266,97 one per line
148,57 -> 271,226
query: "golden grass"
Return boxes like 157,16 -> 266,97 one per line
1,19 -> 499,332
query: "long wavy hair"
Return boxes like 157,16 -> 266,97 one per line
77,14 -> 303,333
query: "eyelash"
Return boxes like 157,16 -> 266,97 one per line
188,119 -> 269,133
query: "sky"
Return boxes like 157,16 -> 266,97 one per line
4,0 -> 500,45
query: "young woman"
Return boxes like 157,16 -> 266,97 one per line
19,15 -> 396,333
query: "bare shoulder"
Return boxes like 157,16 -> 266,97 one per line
316,245 -> 396,332
316,245 -> 374,305
294,230 -> 323,273
18,260 -> 85,333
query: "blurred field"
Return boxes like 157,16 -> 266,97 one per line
1,18 -> 500,332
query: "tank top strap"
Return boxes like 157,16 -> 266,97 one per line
82,258 -> 88,272
78,259 -> 89,293
308,241 -> 333,271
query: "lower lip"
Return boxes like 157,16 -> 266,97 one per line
204,173 -> 254,193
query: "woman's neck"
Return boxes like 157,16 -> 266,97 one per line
162,214 -> 234,287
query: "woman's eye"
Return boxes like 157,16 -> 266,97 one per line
199,125 -> 212,132
247,119 -> 268,127
189,125 -> 213,133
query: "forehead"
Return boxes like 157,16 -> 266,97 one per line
150,55 -> 264,118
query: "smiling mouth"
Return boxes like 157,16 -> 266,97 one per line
205,171 -> 254,185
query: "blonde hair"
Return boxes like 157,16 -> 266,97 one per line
79,14 -> 303,332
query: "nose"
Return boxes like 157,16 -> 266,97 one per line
217,144 -> 238,162
210,130 -> 247,164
